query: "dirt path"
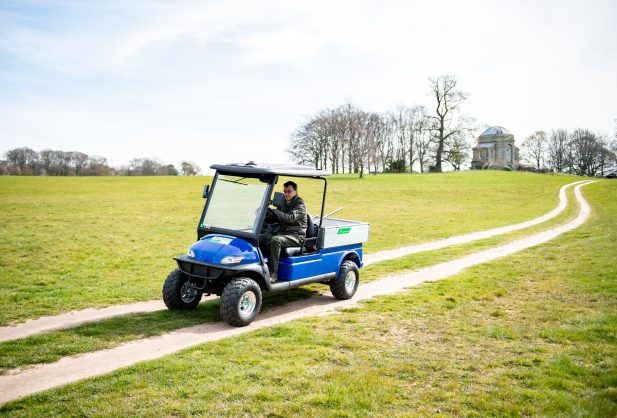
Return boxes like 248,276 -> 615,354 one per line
363,179 -> 587,265
0,181 -> 595,405
0,180 -> 586,343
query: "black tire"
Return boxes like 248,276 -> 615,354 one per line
330,260 -> 359,300
163,268 -> 202,310
220,277 -> 262,327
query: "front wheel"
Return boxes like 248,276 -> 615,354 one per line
330,260 -> 359,300
163,268 -> 202,310
220,277 -> 262,326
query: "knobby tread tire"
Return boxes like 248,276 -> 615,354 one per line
162,268 -> 201,310
220,277 -> 262,327
330,260 -> 359,300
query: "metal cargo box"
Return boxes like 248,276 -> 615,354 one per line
317,217 -> 370,249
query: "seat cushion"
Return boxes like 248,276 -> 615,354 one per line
282,247 -> 302,257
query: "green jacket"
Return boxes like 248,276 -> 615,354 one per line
272,195 -> 307,239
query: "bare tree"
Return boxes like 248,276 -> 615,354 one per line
546,129 -> 569,172
71,152 -> 89,176
158,164 -> 179,176
364,112 -> 386,174
569,129 -> 605,177
363,112 -> 385,176
180,161 -> 200,176
414,129 -> 433,173
86,156 -> 111,176
327,108 -> 345,173
378,116 -> 395,173
411,106 -> 432,173
389,106 -> 412,172
289,113 -> 330,170
4,147 -> 38,175
128,158 -> 164,175
522,131 -> 547,169
444,133 -> 471,171
427,75 -> 468,172
342,103 -> 363,173
39,149 -> 56,175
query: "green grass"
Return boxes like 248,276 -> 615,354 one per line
1,179 -> 615,416
0,185 -> 582,373
0,172 -> 578,325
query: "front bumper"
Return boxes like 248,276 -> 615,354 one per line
173,255 -> 225,280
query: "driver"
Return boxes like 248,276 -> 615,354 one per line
259,180 -> 307,283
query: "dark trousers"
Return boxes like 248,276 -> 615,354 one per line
259,232 -> 303,274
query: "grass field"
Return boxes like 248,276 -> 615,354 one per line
0,172 -> 578,325
0,177 -> 614,415
0,184 -> 583,373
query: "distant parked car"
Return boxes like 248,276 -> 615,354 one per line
606,170 -> 617,179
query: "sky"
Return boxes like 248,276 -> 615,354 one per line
1,0 -> 616,172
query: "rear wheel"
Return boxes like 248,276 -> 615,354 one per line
220,277 -> 262,326
330,260 -> 359,300
163,268 -> 202,310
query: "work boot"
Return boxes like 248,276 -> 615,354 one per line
270,272 -> 278,283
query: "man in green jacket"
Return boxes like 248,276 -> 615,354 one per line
259,180 -> 307,282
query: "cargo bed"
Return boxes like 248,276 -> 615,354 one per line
315,217 -> 370,249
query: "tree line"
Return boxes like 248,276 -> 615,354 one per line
288,75 -> 475,177
0,147 -> 201,176
289,75 -> 616,177
522,128 -> 617,177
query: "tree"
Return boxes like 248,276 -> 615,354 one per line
359,113 -> 384,178
377,115 -> 394,173
569,129 -> 606,177
129,158 -> 158,175
289,103 -> 381,176
546,129 -> 568,172
443,134 -> 471,171
4,147 -> 38,175
87,156 -> 111,176
385,157 -> 406,173
158,164 -> 178,176
412,106 -> 433,173
389,106 -> 411,172
180,161 -> 199,176
288,112 -> 331,170
71,152 -> 89,176
522,130 -> 547,169
427,75 -> 468,172
326,108 -> 344,173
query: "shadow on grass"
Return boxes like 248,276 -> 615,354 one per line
0,287 -> 318,372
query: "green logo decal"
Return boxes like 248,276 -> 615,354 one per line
337,227 -> 351,235
210,236 -> 232,245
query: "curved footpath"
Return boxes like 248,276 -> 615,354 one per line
0,180 -> 587,343
0,181 -> 595,405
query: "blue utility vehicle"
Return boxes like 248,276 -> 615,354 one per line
163,162 -> 370,326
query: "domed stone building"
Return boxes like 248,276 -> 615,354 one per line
471,126 -> 520,170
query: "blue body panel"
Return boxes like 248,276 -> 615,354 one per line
278,244 -> 363,281
189,234 -> 260,265
188,234 -> 363,282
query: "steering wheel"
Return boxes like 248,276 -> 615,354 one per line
261,208 -> 279,234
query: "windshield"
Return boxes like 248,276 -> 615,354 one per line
202,175 -> 269,234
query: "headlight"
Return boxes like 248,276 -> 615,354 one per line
187,248 -> 195,258
220,256 -> 244,265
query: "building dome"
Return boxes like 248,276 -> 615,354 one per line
480,126 -> 511,136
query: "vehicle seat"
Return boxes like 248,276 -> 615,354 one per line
282,214 -> 318,257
